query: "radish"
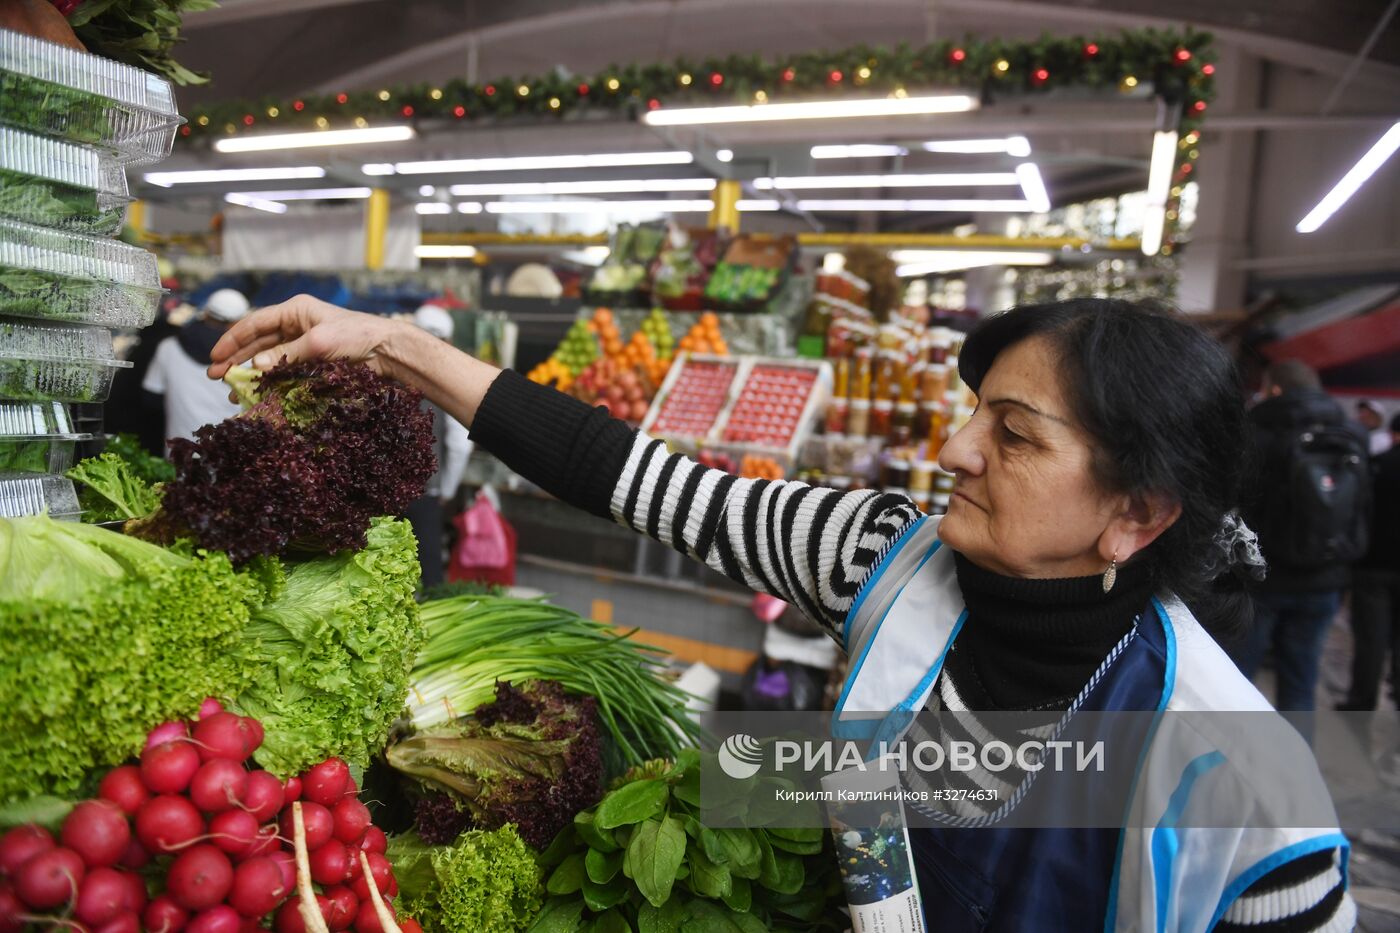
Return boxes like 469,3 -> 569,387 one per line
118,869 -> 147,913
308,841 -> 350,886
190,759 -> 249,813
352,894 -> 394,933
0,824 -> 53,878
398,920 -> 422,933
0,886 -> 22,933
243,822 -> 280,861
227,856 -> 289,918
348,853 -> 391,900
94,912 -> 141,933
300,759 -> 349,807
144,894 -> 191,933
145,721 -> 189,751
136,796 -> 204,855
166,845 -> 233,911
279,802 -> 332,851
118,838 -> 150,870
62,799 -> 131,868
208,809 -> 260,860
358,827 -> 386,855
242,717 -> 265,755
283,776 -> 302,803
142,741 -> 202,794
74,866 -> 129,926
99,766 -> 151,816
241,771 -> 285,823
199,698 -> 224,719
276,895 -> 330,933
331,799 -> 370,846
192,713 -> 254,763
187,904 -> 242,933
269,851 -> 296,893
323,886 -> 357,931
14,846 -> 84,909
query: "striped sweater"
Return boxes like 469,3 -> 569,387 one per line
470,369 -> 1355,932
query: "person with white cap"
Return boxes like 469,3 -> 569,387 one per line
404,304 -> 474,587
143,288 -> 253,450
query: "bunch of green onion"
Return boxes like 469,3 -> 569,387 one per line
409,594 -> 706,767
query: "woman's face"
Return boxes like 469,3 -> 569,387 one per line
937,336 -> 1134,579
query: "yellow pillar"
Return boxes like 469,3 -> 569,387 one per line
127,200 -> 148,239
365,189 -> 390,269
708,179 -> 740,231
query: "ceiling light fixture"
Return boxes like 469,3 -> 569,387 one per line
376,151 -> 693,176
415,245 -> 478,259
456,202 -> 483,213
794,199 -> 1032,212
1014,163 -> 1051,213
642,94 -> 979,126
737,199 -> 781,211
1296,121 -> 1400,233
213,125 -> 416,153
233,187 -> 372,200
716,149 -> 734,162
810,144 -> 909,159
482,199 -> 715,214
144,166 -> 326,187
754,172 -> 1019,190
893,250 -> 1054,277
447,178 -> 715,196
414,203 -> 451,215
1140,130 -> 1178,256
223,193 -> 288,213
923,136 -> 1032,157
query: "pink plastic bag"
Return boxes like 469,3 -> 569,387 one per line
449,491 -> 516,586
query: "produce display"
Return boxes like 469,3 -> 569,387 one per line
584,224 -> 666,304
529,309 -> 675,422
387,829 -> 542,933
0,401 -> 89,476
703,263 -> 782,308
721,364 -> 819,448
0,319 -> 131,405
651,228 -> 724,311
677,312 -> 727,356
0,127 -> 130,235
645,358 -> 737,442
67,452 -> 161,521
0,473 -> 80,520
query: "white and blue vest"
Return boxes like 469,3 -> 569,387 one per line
833,516 -> 1349,932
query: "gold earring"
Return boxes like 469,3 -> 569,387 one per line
1102,552 -> 1118,593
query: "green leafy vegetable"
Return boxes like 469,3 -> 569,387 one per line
67,452 -> 161,522
0,438 -> 61,473
388,828 -> 543,933
0,356 -> 112,403
70,0 -> 219,86
103,434 -> 176,485
0,75 -> 117,149
0,168 -> 120,235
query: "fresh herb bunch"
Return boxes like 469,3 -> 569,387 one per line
70,0 -> 217,86
389,828 -> 544,933
0,76 -> 116,147
0,266 -> 154,327
0,169 -> 119,234
532,751 -> 845,932
67,452 -> 161,522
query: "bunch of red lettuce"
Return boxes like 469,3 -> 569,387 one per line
388,680 -> 606,849
140,359 -> 435,563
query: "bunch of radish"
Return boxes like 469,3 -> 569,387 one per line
0,702 -> 418,933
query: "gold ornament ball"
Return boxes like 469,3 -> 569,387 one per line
549,96 -> 561,109
267,106 -> 279,118
679,73 -> 692,86
856,66 -> 872,80
377,89 -> 390,101
430,88 -> 443,100
994,59 -> 1010,73
517,84 -> 530,97
315,116 -> 330,128
606,77 -> 620,91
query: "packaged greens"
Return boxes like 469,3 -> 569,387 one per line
0,217 -> 162,328
0,319 -> 130,403
0,473 -> 80,519
0,400 -> 89,474
0,126 -> 131,234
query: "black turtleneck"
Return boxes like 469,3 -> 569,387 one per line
943,552 -> 1153,711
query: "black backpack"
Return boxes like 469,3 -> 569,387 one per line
1260,424 -> 1372,566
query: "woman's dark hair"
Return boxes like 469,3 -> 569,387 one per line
959,298 -> 1253,638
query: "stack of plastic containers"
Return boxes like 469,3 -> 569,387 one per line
0,27 -> 181,518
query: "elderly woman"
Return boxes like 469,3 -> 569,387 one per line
209,297 -> 1352,932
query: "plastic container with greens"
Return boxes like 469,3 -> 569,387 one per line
0,472 -> 80,519
0,401 -> 90,473
0,319 -> 131,403
0,27 -> 183,164
0,126 -> 132,234
0,217 -> 161,327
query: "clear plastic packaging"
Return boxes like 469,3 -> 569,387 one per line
0,472 -> 80,519
0,217 -> 161,327
0,319 -> 130,403
0,28 -> 183,164
0,400 -> 89,473
0,126 -> 131,234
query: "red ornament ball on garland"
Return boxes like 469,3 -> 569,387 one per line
180,126 -> 191,136
453,105 -> 466,118
1202,64 -> 1216,76
829,69 -> 843,83
709,72 -> 723,87
336,93 -> 348,104
577,82 -> 589,95
1191,100 -> 1207,113
293,100 -> 305,111
1084,43 -> 1100,56
1032,67 -> 1050,84
401,105 -> 414,117
781,67 -> 795,82
485,84 -> 496,96
1174,48 -> 1192,63
242,114 -> 255,126
950,48 -> 967,63
1180,163 -> 1193,175
647,98 -> 661,110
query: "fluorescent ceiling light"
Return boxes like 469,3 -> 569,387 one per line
237,187 -> 372,200
456,202 -> 483,214
894,250 -> 1054,277
1296,122 -> 1400,234
755,172 -> 1018,190
1141,130 -> 1178,256
415,245 -> 478,259
562,246 -> 612,266
483,199 -> 714,214
415,203 -> 451,215
447,178 -> 715,196
1014,163 -> 1051,213
643,94 -> 979,126
378,151 -> 693,176
716,149 -> 734,162
419,185 -> 436,196
224,193 -> 288,214
214,125 -> 415,154
923,136 -> 1032,157
795,199 -> 1031,212
737,199 -> 780,211
811,144 -> 908,159
144,166 -> 326,187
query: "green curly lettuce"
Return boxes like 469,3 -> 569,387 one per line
388,828 -> 544,933
230,516 -> 424,776
0,515 -> 268,803
67,452 -> 162,522
103,434 -> 176,486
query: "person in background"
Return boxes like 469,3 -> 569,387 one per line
1233,359 -> 1371,724
1357,400 -> 1393,456
1340,412 -> 1400,711
403,304 -> 473,588
142,289 -> 251,450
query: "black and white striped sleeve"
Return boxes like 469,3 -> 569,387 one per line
469,369 -> 921,637
1217,849 -> 1355,932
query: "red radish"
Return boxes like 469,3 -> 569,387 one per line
269,850 -> 296,893
283,776 -> 302,802
301,759 -> 349,807
243,822 -> 280,861
0,824 -> 53,877
199,698 -> 224,719
62,799 -> 131,868
358,827 -> 386,855
166,845 -> 233,911
227,856 -> 289,917
142,741 -> 202,794
275,895 -> 330,933
74,866 -> 130,926
118,870 -> 147,912
136,796 -> 204,855
99,766 -> 151,816
352,895 -> 394,933
94,913 -> 141,933
14,846 -> 84,909
331,799 -> 371,846
207,809 -> 259,860
348,853 -> 391,900
241,771 -> 285,823
0,886 -> 22,933
145,721 -> 189,751
192,713 -> 254,763
118,838 -> 150,870
323,886 -> 358,931
241,717 -> 265,755
398,921 -> 421,933
309,841 -> 350,886
144,894 -> 191,933
190,759 -> 249,813
187,904 -> 242,933
279,802 -> 332,851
